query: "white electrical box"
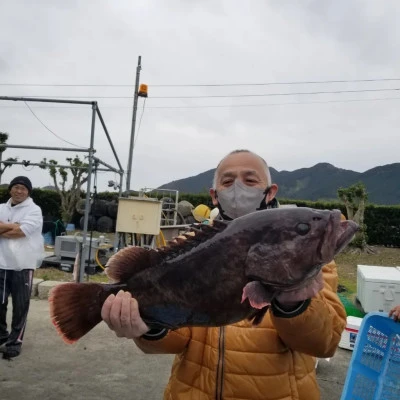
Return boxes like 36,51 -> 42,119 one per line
338,316 -> 363,351
116,197 -> 162,235
54,235 -> 100,260
357,265 -> 400,313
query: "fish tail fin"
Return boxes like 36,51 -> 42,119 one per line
49,282 -> 119,344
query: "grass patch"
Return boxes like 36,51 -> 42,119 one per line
34,267 -> 109,283
335,245 -> 400,316
336,245 -> 400,290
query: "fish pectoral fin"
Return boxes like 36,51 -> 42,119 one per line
241,281 -> 273,309
247,306 -> 269,326
106,246 -> 154,282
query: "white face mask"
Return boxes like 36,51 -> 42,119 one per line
216,180 -> 267,220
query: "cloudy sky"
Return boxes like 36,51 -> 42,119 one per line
0,0 -> 399,194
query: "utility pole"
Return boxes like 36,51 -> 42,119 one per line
126,56 -> 142,192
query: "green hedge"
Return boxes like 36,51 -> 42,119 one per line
94,191 -> 120,202
179,193 -> 400,247
0,188 -> 62,219
278,198 -> 348,216
364,205 -> 400,247
31,189 -> 63,218
0,188 -> 398,246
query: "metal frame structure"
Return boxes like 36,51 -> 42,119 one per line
139,187 -> 180,225
0,96 -> 124,283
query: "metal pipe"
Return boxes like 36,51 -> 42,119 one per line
78,103 -> 97,283
113,172 -> 125,252
118,172 -> 124,197
95,108 -> 124,173
0,96 -> 94,105
0,160 -> 111,172
92,157 -> 121,174
0,144 -> 91,152
126,55 -> 142,192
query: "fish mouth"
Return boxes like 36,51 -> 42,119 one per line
255,265 -> 322,292
334,219 -> 359,254
319,211 -> 359,261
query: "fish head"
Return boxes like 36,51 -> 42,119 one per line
242,207 -> 359,289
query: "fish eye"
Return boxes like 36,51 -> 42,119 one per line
296,223 -> 311,235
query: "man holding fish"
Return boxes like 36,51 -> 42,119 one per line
100,150 -> 349,400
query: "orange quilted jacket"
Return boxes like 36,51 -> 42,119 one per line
135,261 -> 346,400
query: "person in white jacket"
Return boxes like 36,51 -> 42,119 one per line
0,176 -> 44,359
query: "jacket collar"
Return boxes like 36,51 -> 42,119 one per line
6,197 -> 32,208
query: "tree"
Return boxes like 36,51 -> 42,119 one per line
0,132 -> 18,183
39,155 -> 89,223
337,182 -> 375,253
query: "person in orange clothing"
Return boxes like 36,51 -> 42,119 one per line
389,305 -> 400,322
101,149 -> 347,400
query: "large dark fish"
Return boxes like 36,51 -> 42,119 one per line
49,207 -> 358,344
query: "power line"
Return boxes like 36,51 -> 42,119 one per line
142,96 -> 400,108
154,78 -> 400,87
0,96 -> 399,109
0,96 -> 397,110
0,83 -> 133,87
134,98 -> 147,149
148,88 -> 400,99
1,77 -> 400,87
11,87 -> 400,100
23,101 -> 86,148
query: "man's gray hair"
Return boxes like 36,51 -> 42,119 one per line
212,149 -> 272,189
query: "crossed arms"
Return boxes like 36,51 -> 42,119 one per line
0,222 -> 26,238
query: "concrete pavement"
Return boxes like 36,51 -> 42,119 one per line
0,299 -> 352,400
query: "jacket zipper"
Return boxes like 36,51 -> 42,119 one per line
215,326 -> 225,400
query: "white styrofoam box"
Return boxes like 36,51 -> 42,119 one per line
357,265 -> 400,313
339,316 -> 363,351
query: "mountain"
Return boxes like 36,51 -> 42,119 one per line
272,163 -> 360,202
158,163 -> 400,205
42,185 -> 57,191
159,168 -> 216,194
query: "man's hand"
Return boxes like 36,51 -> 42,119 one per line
0,222 -> 19,235
275,271 -> 324,310
101,290 -> 150,338
0,223 -> 25,239
389,305 -> 400,322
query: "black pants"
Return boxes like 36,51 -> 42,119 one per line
0,269 -> 33,349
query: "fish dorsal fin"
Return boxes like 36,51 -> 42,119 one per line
106,246 -> 154,282
105,221 -> 229,281
152,221 -> 229,263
